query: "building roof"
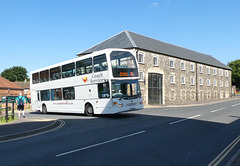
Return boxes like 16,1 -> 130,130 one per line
15,82 -> 30,89
0,76 -> 24,90
78,30 -> 231,70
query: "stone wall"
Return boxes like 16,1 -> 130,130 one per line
136,49 -> 232,105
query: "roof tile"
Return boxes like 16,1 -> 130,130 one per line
0,76 -> 24,90
78,30 -> 230,70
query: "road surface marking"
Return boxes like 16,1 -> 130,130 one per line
56,130 -> 146,157
231,103 -> 240,107
0,120 -> 65,143
210,107 -> 225,113
169,114 -> 201,125
208,134 -> 240,166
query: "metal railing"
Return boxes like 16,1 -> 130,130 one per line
0,97 -> 15,122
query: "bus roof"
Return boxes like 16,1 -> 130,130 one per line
30,48 -> 134,74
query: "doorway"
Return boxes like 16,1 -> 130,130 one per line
148,73 -> 163,105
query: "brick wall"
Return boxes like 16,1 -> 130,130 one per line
0,89 -> 24,100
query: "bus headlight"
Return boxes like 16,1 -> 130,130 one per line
140,101 -> 143,105
113,102 -> 122,107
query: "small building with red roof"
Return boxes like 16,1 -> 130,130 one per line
0,76 -> 24,100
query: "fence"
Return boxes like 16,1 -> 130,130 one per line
0,97 -> 15,123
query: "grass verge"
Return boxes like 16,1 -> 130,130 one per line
0,115 -> 17,124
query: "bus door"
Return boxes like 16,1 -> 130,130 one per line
96,82 -> 111,113
36,91 -> 41,109
31,90 -> 40,111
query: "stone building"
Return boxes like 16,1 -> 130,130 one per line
78,30 -> 232,105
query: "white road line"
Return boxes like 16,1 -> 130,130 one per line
210,107 -> 225,113
231,103 -> 240,107
56,130 -> 146,157
169,114 -> 201,125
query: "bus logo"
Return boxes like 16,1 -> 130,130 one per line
82,76 -> 88,83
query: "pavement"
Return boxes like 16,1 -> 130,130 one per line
0,114 -> 61,142
0,95 -> 240,166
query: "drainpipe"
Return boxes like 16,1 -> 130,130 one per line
196,62 -> 198,102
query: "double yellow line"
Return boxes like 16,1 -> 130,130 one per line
208,134 -> 240,166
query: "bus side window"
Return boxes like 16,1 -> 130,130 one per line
98,82 -> 110,98
32,73 -> 39,84
94,54 -> 108,72
50,66 -> 61,80
62,62 -> 75,78
76,58 -> 92,75
63,87 -> 75,100
51,88 -> 62,100
37,92 -> 40,101
40,90 -> 50,101
40,70 -> 49,83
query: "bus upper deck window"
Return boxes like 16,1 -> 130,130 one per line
94,54 -> 108,72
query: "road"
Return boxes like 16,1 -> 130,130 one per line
1,98 -> 240,166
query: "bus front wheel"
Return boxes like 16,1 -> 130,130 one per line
42,104 -> 47,114
85,104 -> 94,116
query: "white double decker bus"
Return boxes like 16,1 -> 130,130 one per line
30,48 -> 143,116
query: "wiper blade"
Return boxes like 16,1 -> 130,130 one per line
119,96 -> 139,100
119,95 -> 129,100
119,96 -> 124,100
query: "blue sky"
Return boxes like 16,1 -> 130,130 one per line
0,0 -> 239,77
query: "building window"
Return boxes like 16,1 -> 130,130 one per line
191,77 -> 195,86
226,81 -> 228,87
220,69 -> 223,77
214,79 -> 217,87
139,71 -> 144,81
170,73 -> 175,84
199,78 -> 203,85
181,76 -> 185,84
220,80 -> 223,87
181,61 -> 185,71
214,68 -> 217,75
138,52 -> 145,64
207,67 -> 210,75
225,71 -> 229,77
190,63 -> 195,72
207,79 -> 210,87
170,59 -> 175,69
199,65 -> 203,73
153,56 -> 158,66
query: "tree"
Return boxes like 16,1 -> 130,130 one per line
228,59 -> 240,89
0,66 -> 28,82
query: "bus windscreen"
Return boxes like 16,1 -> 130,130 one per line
110,51 -> 138,77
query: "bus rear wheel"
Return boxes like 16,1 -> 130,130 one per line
85,104 -> 94,116
42,104 -> 47,114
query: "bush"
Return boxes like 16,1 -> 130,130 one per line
0,109 -> 17,124
0,115 -> 16,124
